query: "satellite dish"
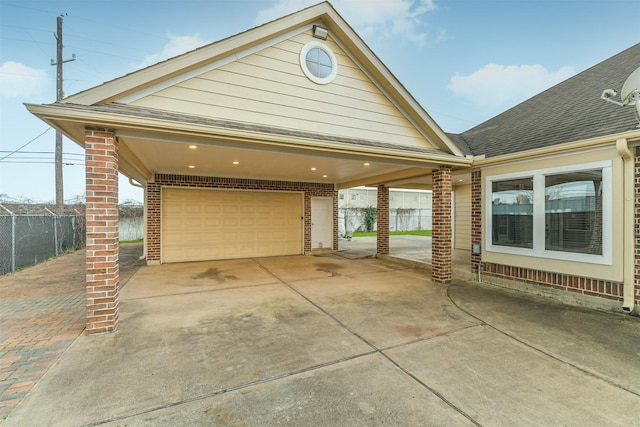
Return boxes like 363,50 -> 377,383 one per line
620,66 -> 640,105
601,66 -> 640,127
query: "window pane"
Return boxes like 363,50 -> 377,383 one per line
492,178 -> 533,248
306,48 -> 333,79
545,170 -> 602,254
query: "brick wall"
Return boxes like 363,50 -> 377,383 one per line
146,174 -> 337,262
481,262 -> 625,302
432,166 -> 452,283
376,185 -> 389,255
84,128 -> 119,334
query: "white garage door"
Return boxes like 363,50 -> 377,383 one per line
162,188 -> 303,263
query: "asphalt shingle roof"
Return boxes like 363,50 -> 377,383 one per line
454,43 -> 639,158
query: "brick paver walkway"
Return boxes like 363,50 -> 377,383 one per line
0,243 -> 144,420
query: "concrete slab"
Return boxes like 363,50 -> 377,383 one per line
387,326 -> 640,425
448,282 -> 640,395
99,354 -> 474,426
254,254 -> 395,283
289,268 -> 479,348
121,258 -> 278,300
7,282 -> 372,425
338,235 -> 472,271
5,255 -> 640,426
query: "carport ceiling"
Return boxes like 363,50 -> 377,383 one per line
119,133 -> 436,189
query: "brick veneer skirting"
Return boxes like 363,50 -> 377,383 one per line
146,174 -> 337,262
481,262 -> 625,302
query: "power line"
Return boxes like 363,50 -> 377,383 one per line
1,161 -> 84,165
0,151 -> 84,157
0,128 -> 51,161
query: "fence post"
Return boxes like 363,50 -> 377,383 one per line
0,204 -> 16,273
45,207 -> 59,256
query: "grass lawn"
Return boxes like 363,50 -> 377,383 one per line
352,230 -> 432,237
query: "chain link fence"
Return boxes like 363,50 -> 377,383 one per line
0,204 -> 85,275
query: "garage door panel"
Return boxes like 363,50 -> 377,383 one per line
204,205 -> 221,215
162,188 -> 302,262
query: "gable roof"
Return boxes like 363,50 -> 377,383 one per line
59,1 -> 463,157
456,43 -> 640,158
26,2 -> 473,188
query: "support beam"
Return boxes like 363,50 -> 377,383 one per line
432,166 -> 452,283
376,185 -> 389,255
85,128 -> 120,334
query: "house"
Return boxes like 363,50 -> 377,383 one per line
453,43 -> 640,315
25,2 -> 639,335
26,2 -> 470,333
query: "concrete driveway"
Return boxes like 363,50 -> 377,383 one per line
5,254 -> 640,426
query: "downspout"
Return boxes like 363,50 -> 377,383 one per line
616,138 -> 635,314
128,177 -> 147,260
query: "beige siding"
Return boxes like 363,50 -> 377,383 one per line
454,184 -> 471,250
130,33 -> 435,150
162,188 -> 302,262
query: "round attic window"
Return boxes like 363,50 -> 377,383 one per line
300,41 -> 337,85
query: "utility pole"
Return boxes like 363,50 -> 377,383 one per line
51,14 -> 75,211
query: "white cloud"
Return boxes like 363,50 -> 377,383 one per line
448,63 -> 575,108
256,0 -> 437,45
136,34 -> 211,69
0,61 -> 49,98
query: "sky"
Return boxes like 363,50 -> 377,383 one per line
1,0 -> 638,204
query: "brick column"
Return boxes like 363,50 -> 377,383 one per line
471,170 -> 482,273
377,185 -> 389,255
304,193 -> 312,253
432,166 -> 452,283
146,179 -> 161,263
333,191 -> 339,250
85,128 -> 119,334
635,146 -> 640,308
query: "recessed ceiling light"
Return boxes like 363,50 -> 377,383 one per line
232,161 -> 239,165
322,174 -> 328,178
188,165 -> 195,169
188,145 -> 197,149
364,162 -> 370,166
311,167 -> 317,171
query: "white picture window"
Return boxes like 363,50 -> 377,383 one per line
486,161 -> 612,264
300,41 -> 337,85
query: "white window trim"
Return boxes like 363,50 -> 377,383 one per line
300,41 -> 338,85
485,161 -> 612,265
